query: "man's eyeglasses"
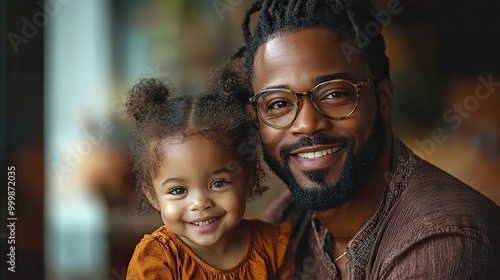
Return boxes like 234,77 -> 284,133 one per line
249,76 -> 376,128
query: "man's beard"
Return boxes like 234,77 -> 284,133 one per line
263,109 -> 385,212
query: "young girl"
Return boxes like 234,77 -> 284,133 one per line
125,77 -> 293,279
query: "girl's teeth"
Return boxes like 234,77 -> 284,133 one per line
297,147 -> 341,159
192,218 -> 216,226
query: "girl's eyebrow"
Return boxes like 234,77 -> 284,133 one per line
162,177 -> 185,186
212,168 -> 237,175
161,168 -> 236,185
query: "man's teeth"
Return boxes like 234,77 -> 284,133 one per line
192,218 -> 217,226
296,147 -> 342,159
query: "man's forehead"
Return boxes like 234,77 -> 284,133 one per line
253,28 -> 370,88
265,27 -> 355,47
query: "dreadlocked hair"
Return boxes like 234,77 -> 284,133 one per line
242,0 -> 390,88
126,77 -> 267,213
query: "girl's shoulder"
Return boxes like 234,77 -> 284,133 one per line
133,225 -> 181,256
243,219 -> 294,278
141,225 -> 175,243
245,218 -> 291,235
127,226 -> 181,279
244,219 -> 291,253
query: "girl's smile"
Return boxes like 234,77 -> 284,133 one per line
186,216 -> 222,233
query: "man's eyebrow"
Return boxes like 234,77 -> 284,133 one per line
261,84 -> 288,91
311,73 -> 356,85
260,73 -> 357,91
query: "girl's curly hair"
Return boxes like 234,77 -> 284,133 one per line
126,77 -> 267,213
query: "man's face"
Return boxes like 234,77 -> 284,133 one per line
252,28 -> 386,211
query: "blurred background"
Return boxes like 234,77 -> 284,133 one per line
2,0 -> 499,279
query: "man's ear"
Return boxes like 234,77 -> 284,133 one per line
376,76 -> 394,120
142,184 -> 160,211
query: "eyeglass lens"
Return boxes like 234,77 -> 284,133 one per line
256,80 -> 358,127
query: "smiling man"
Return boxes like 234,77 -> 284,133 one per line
224,0 -> 500,279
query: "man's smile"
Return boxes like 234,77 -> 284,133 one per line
293,145 -> 343,159
289,144 -> 346,170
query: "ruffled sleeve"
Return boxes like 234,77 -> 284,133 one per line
126,233 -> 178,280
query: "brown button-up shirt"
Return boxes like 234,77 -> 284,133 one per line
262,138 -> 500,279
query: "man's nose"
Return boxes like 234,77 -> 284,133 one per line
289,97 -> 333,136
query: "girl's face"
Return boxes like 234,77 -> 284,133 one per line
148,136 -> 254,249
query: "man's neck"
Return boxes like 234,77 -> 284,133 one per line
315,135 -> 394,247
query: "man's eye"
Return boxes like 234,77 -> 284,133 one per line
211,180 -> 228,189
168,188 -> 187,195
268,100 -> 291,109
324,91 -> 345,99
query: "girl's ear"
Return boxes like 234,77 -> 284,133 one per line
142,184 -> 160,210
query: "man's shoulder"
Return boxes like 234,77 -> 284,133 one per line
401,159 -> 500,224
383,139 -> 499,231
383,156 -> 500,246
371,159 -> 500,278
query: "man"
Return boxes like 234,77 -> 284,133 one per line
229,0 -> 500,279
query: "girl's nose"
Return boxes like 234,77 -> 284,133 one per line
189,190 -> 214,211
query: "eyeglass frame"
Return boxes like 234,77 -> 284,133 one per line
249,76 -> 377,128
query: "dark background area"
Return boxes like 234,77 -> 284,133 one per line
2,0 -> 44,280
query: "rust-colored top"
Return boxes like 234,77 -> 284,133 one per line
127,219 -> 293,279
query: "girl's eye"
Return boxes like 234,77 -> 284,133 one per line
211,179 -> 228,189
168,187 -> 187,195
